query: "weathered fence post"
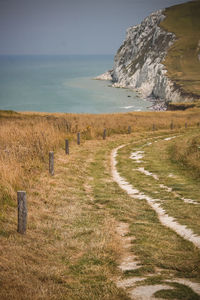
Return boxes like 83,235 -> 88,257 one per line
152,124 -> 156,131
49,151 -> 54,175
77,132 -> 80,145
65,139 -> 69,155
170,121 -> 174,130
17,191 -> 27,234
103,129 -> 106,140
128,126 -> 131,134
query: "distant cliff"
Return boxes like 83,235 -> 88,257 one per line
112,10 -> 178,101
97,5 -> 200,108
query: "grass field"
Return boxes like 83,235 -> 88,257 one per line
1,109 -> 200,299
160,0 -> 200,98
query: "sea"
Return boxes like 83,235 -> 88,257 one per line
0,55 -> 151,114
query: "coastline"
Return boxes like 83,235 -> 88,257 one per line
94,71 -> 167,112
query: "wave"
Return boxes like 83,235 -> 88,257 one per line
120,106 -> 134,109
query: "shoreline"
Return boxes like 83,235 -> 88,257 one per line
94,74 -> 167,112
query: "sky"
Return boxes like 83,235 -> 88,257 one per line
0,0 -> 189,55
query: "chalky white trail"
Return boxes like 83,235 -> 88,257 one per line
111,143 -> 200,299
111,145 -> 200,249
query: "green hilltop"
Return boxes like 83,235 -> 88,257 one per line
161,0 -> 200,98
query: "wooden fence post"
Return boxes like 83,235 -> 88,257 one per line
65,139 -> 69,154
17,191 -> 27,234
49,151 -> 54,175
170,121 -> 174,130
103,129 -> 106,140
77,132 -> 80,145
152,124 -> 156,131
128,126 -> 131,134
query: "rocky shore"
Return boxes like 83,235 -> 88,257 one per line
95,70 -> 167,111
147,97 -> 167,111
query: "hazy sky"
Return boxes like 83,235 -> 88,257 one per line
0,0 -> 188,55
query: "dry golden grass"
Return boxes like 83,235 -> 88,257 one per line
0,115 -> 66,214
1,108 -> 200,215
0,139 -> 128,299
1,109 -> 200,299
169,133 -> 200,178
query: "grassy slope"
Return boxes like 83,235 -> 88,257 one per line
160,0 -> 200,98
1,110 -> 200,299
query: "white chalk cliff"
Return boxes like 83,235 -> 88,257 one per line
99,9 -> 198,104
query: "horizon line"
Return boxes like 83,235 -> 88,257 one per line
0,53 -> 115,56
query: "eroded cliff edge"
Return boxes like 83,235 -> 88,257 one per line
97,9 -> 199,107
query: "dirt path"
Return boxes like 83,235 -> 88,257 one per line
112,145 -> 200,248
111,143 -> 200,299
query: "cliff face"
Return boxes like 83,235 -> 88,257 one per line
109,10 -> 197,103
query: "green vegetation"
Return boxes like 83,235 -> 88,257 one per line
154,282 -> 200,300
161,0 -> 200,98
167,102 -> 197,110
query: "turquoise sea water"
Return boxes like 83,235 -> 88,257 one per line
0,55 -> 150,113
